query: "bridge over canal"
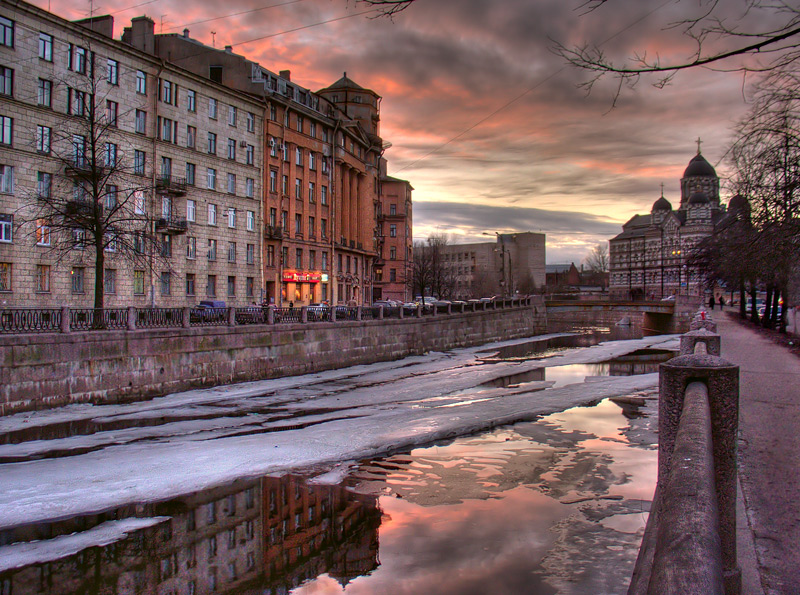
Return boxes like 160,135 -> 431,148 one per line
546,297 -> 696,334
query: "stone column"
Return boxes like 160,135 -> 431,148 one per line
342,165 -> 351,244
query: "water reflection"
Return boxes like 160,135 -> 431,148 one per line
0,477 -> 381,594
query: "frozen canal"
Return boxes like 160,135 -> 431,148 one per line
0,327 -> 678,593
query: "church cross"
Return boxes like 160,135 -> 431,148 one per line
696,137 -> 702,154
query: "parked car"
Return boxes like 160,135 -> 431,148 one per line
191,300 -> 227,323
307,303 -> 330,322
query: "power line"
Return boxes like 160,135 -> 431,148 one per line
165,0 -> 309,31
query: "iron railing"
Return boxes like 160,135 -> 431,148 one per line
0,308 -> 62,333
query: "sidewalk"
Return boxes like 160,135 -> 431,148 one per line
715,312 -> 800,594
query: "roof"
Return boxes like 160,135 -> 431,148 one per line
652,196 -> 672,211
546,264 -> 573,273
683,153 -> 717,178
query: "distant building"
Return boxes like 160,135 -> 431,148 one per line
609,151 -> 727,300
442,232 -> 545,299
545,263 -> 580,289
374,159 -> 413,302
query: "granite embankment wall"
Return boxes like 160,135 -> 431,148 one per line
0,301 -> 546,416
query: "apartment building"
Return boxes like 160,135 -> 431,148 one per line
374,158 -> 413,302
0,1 -> 263,308
133,29 -> 388,306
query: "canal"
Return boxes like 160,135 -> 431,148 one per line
0,326 -> 675,594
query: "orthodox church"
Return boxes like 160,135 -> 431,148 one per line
608,149 -> 727,299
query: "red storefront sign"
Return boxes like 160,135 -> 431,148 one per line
282,270 -> 324,283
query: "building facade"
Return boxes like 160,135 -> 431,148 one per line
374,159 -> 413,302
0,2 -> 263,308
609,151 -> 726,300
131,27 -> 391,306
442,232 -> 546,299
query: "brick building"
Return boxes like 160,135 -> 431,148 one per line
374,158 -> 413,302
134,28 -> 390,306
0,1 -> 263,308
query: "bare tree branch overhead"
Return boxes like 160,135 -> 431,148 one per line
358,0 -> 415,16
554,0 -> 800,93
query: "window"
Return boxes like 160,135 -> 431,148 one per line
309,250 -> 316,269
266,245 -> 275,267
246,277 -> 254,297
0,116 -> 12,146
228,242 -> 236,262
160,157 -> 172,179
136,70 -> 146,94
228,105 -> 237,126
135,109 -> 146,134
161,194 -> 171,217
321,251 -> 328,271
246,210 -> 255,231
160,272 -> 171,296
282,144 -> 289,161
134,191 -> 145,214
296,114 -> 303,133
129,270 -> 144,295
106,100 -> 118,126
207,274 -> 217,296
209,98 -> 218,119
390,203 -> 397,215
39,33 -> 52,61
246,144 -> 254,165
107,59 -> 118,84
310,121 -> 316,138
38,79 -> 52,107
104,143 -> 117,167
187,199 -> 196,222
187,236 -> 196,259
208,132 -> 217,154
295,213 -> 302,234
227,173 -> 236,195
269,208 -> 277,227
0,66 -> 12,96
71,45 -> 87,74
186,163 -> 196,185
308,181 -> 315,203
227,138 -> 236,160
228,207 -> 236,228
390,246 -> 397,259
208,239 -> 217,260
36,126 -> 51,154
308,152 -> 316,170
187,125 -> 196,148
208,203 -> 217,225
295,147 -> 302,166
281,210 -> 288,229
134,150 -> 145,175
133,231 -> 144,254
160,117 -> 175,142
269,170 -> 277,193
0,165 -> 12,195
308,216 -> 315,237
0,214 -> 11,242
390,268 -> 397,282
295,178 -> 301,199
282,246 -> 288,266
321,218 -> 327,239
0,261 -> 10,291
37,172 -> 51,198
282,175 -> 288,195
105,185 -> 118,210
0,17 -> 13,48
162,80 -> 173,104
390,224 -> 397,237
270,104 -> 277,121
207,168 -> 217,190
186,273 -> 196,296
246,178 -> 254,198
321,185 -> 328,205
72,134 -> 86,167
295,248 -> 303,269
69,89 -> 86,116
246,244 -> 255,264
35,264 -> 50,293
103,269 -> 116,294
246,112 -> 255,133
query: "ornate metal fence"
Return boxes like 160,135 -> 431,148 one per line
137,308 -> 184,329
70,308 -> 128,331
0,308 -> 62,333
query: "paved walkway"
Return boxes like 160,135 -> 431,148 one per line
715,312 -> 800,595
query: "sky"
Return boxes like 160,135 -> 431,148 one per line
33,0 -> 776,263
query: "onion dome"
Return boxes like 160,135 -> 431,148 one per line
683,153 -> 716,178
728,194 -> 750,213
652,196 -> 672,211
688,190 -> 710,205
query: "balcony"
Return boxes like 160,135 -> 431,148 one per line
264,225 -> 283,240
64,160 -> 106,182
65,198 -> 94,221
156,175 -> 188,197
155,216 -> 188,234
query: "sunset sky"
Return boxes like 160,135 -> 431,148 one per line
36,0 -> 772,263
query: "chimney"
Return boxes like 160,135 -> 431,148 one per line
183,28 -> 190,38
122,16 -> 155,54
224,45 -> 232,53
279,70 -> 291,81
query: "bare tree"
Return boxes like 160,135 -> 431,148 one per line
407,234 -> 456,302
583,243 -> 609,273
554,1 -> 800,97
17,43 -> 164,310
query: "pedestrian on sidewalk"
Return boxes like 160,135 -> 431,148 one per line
719,295 -> 725,308
709,295 -> 716,310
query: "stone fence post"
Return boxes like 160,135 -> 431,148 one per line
182,307 -> 191,328
267,306 -> 275,325
60,305 -> 70,333
659,342 -> 740,593
356,306 -> 362,321
301,306 -> 308,323
378,305 -> 384,320
228,307 -> 237,327
127,306 -> 137,331
330,306 -> 337,322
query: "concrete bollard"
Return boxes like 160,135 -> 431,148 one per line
60,305 -> 70,333
681,328 -> 721,356
398,305 -> 404,319
659,352 -> 740,593
378,305 -> 384,320
431,304 -> 437,317
127,306 -> 137,331
416,304 -> 422,318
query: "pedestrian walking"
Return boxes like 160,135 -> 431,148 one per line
709,296 -> 715,310
719,295 -> 725,308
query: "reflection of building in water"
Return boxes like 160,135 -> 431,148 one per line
263,475 -> 381,591
1,479 -> 263,594
0,475 -> 380,594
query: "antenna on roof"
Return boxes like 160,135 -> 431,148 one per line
211,31 -> 216,47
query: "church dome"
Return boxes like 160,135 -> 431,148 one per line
652,196 -> 672,211
688,190 -> 710,205
728,194 -> 750,213
683,153 -> 717,178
